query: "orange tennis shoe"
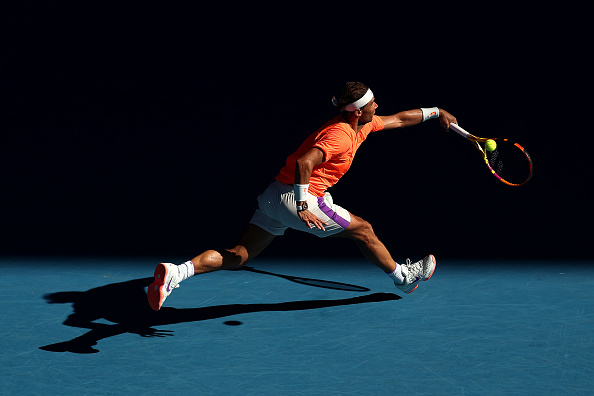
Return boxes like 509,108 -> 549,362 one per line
148,263 -> 180,311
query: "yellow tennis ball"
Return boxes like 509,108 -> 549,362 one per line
485,139 -> 497,152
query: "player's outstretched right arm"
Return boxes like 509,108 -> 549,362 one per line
294,148 -> 328,231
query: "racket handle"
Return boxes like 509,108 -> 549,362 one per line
449,123 -> 470,139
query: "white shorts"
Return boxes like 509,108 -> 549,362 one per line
250,181 -> 352,237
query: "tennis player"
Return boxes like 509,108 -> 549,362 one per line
148,81 -> 457,310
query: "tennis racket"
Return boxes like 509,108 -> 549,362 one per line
449,123 -> 533,186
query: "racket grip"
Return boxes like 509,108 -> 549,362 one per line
449,123 -> 470,139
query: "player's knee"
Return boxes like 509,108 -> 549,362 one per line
346,217 -> 376,241
358,220 -> 377,243
361,219 -> 375,234
226,246 -> 250,267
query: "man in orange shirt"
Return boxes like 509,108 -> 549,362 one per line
148,82 -> 457,310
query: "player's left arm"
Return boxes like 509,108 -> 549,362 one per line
379,108 -> 457,130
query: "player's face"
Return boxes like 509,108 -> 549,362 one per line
358,97 -> 377,125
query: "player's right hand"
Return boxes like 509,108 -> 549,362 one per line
297,210 -> 328,231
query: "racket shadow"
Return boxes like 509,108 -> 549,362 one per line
240,266 -> 371,292
39,272 -> 397,354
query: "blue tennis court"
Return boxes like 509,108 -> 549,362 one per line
2,3 -> 589,395
2,257 -> 592,395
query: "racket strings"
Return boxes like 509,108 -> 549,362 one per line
485,140 -> 532,185
486,148 -> 504,174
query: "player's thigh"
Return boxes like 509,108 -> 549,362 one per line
333,213 -> 374,241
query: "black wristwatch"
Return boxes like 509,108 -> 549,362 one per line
296,202 -> 308,212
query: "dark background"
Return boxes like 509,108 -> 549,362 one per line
1,3 -> 589,260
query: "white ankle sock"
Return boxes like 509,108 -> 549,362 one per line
178,261 -> 195,282
387,263 -> 405,284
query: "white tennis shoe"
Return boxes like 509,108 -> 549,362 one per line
395,255 -> 436,294
148,263 -> 181,311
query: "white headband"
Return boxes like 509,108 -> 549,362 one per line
332,88 -> 374,112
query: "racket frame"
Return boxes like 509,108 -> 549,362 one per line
449,123 -> 532,186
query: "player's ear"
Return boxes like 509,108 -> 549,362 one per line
354,109 -> 363,117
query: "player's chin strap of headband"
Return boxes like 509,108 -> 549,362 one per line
332,88 -> 374,112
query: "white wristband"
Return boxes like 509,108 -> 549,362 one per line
420,107 -> 440,122
294,184 -> 309,202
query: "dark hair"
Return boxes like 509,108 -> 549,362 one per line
334,82 -> 369,110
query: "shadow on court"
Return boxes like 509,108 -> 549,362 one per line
39,268 -> 398,354
240,266 -> 371,292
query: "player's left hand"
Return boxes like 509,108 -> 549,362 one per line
439,109 -> 457,130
